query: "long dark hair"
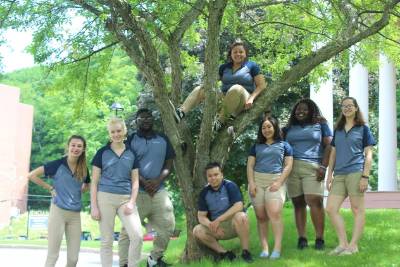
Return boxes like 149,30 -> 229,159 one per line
67,135 -> 88,182
257,115 -> 282,144
335,97 -> 366,130
287,98 -> 327,127
226,39 -> 249,63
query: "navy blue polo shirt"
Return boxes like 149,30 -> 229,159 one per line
91,144 -> 138,195
128,131 -> 175,191
331,125 -> 376,174
198,179 -> 243,221
283,123 -> 332,164
44,157 -> 90,211
249,141 -> 293,174
219,61 -> 261,94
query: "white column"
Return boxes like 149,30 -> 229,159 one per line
310,72 -> 333,130
378,54 -> 398,191
349,61 -> 369,123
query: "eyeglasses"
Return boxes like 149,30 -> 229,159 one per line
341,104 -> 355,109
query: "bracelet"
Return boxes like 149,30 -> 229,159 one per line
361,175 -> 369,180
320,166 -> 327,170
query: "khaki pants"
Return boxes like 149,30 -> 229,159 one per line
181,85 -> 250,122
45,203 -> 81,267
97,192 -> 143,267
119,190 -> 175,264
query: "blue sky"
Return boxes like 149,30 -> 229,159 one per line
0,30 -> 35,73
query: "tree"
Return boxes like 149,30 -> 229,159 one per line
2,0 -> 400,261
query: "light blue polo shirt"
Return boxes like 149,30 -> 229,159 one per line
44,157 -> 90,211
91,144 -> 138,195
283,123 -> 332,164
128,131 -> 175,191
249,141 -> 293,174
198,179 -> 242,221
219,61 -> 261,94
331,125 -> 376,174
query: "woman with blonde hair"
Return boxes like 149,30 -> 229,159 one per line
91,117 -> 142,267
28,135 -> 90,267
326,97 -> 376,255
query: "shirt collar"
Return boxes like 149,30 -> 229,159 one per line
136,130 -> 157,139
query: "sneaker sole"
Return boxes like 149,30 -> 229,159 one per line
168,100 -> 181,123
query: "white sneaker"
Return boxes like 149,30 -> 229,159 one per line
147,256 -> 158,267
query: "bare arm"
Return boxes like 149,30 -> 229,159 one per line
146,159 -> 174,196
270,156 -> 293,192
124,168 -> 139,215
245,74 -> 266,109
317,136 -> 332,181
27,166 -> 53,191
326,147 -> 336,191
360,146 -> 373,193
90,166 -> 101,220
247,156 -> 256,197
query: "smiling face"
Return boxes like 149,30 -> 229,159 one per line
206,166 -> 224,190
230,45 -> 247,65
295,102 -> 309,122
108,122 -> 126,143
67,138 -> 85,159
341,98 -> 358,119
262,119 -> 275,142
137,111 -> 154,132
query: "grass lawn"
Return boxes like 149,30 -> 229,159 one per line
1,206 -> 399,266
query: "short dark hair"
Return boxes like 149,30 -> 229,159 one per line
205,162 -> 222,172
257,115 -> 282,143
136,108 -> 152,119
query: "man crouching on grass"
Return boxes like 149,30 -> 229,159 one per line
193,162 -> 253,263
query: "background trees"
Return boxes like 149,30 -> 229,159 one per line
1,0 -> 400,261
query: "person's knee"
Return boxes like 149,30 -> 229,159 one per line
228,84 -> 245,94
255,211 -> 268,222
305,195 -> 323,208
233,212 -> 248,227
193,225 -> 205,240
292,196 -> 307,208
268,210 -> 282,222
351,204 -> 364,216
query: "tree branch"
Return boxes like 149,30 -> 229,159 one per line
242,0 -> 293,10
0,0 -> 16,29
252,20 -> 333,39
61,41 -> 119,65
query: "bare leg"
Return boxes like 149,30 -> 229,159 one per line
254,205 -> 269,253
326,194 -> 348,248
348,196 -> 365,250
193,225 -> 226,253
305,194 -> 325,239
291,195 -> 307,238
265,200 -> 284,253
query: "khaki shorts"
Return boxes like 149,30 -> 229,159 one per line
330,172 -> 364,197
249,172 -> 286,206
194,218 -> 238,240
287,160 -> 324,198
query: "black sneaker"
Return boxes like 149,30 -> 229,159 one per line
169,100 -> 185,123
315,238 -> 325,250
241,249 -> 254,263
297,237 -> 308,250
215,250 -> 236,262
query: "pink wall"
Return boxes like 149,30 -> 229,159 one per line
0,84 -> 33,226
